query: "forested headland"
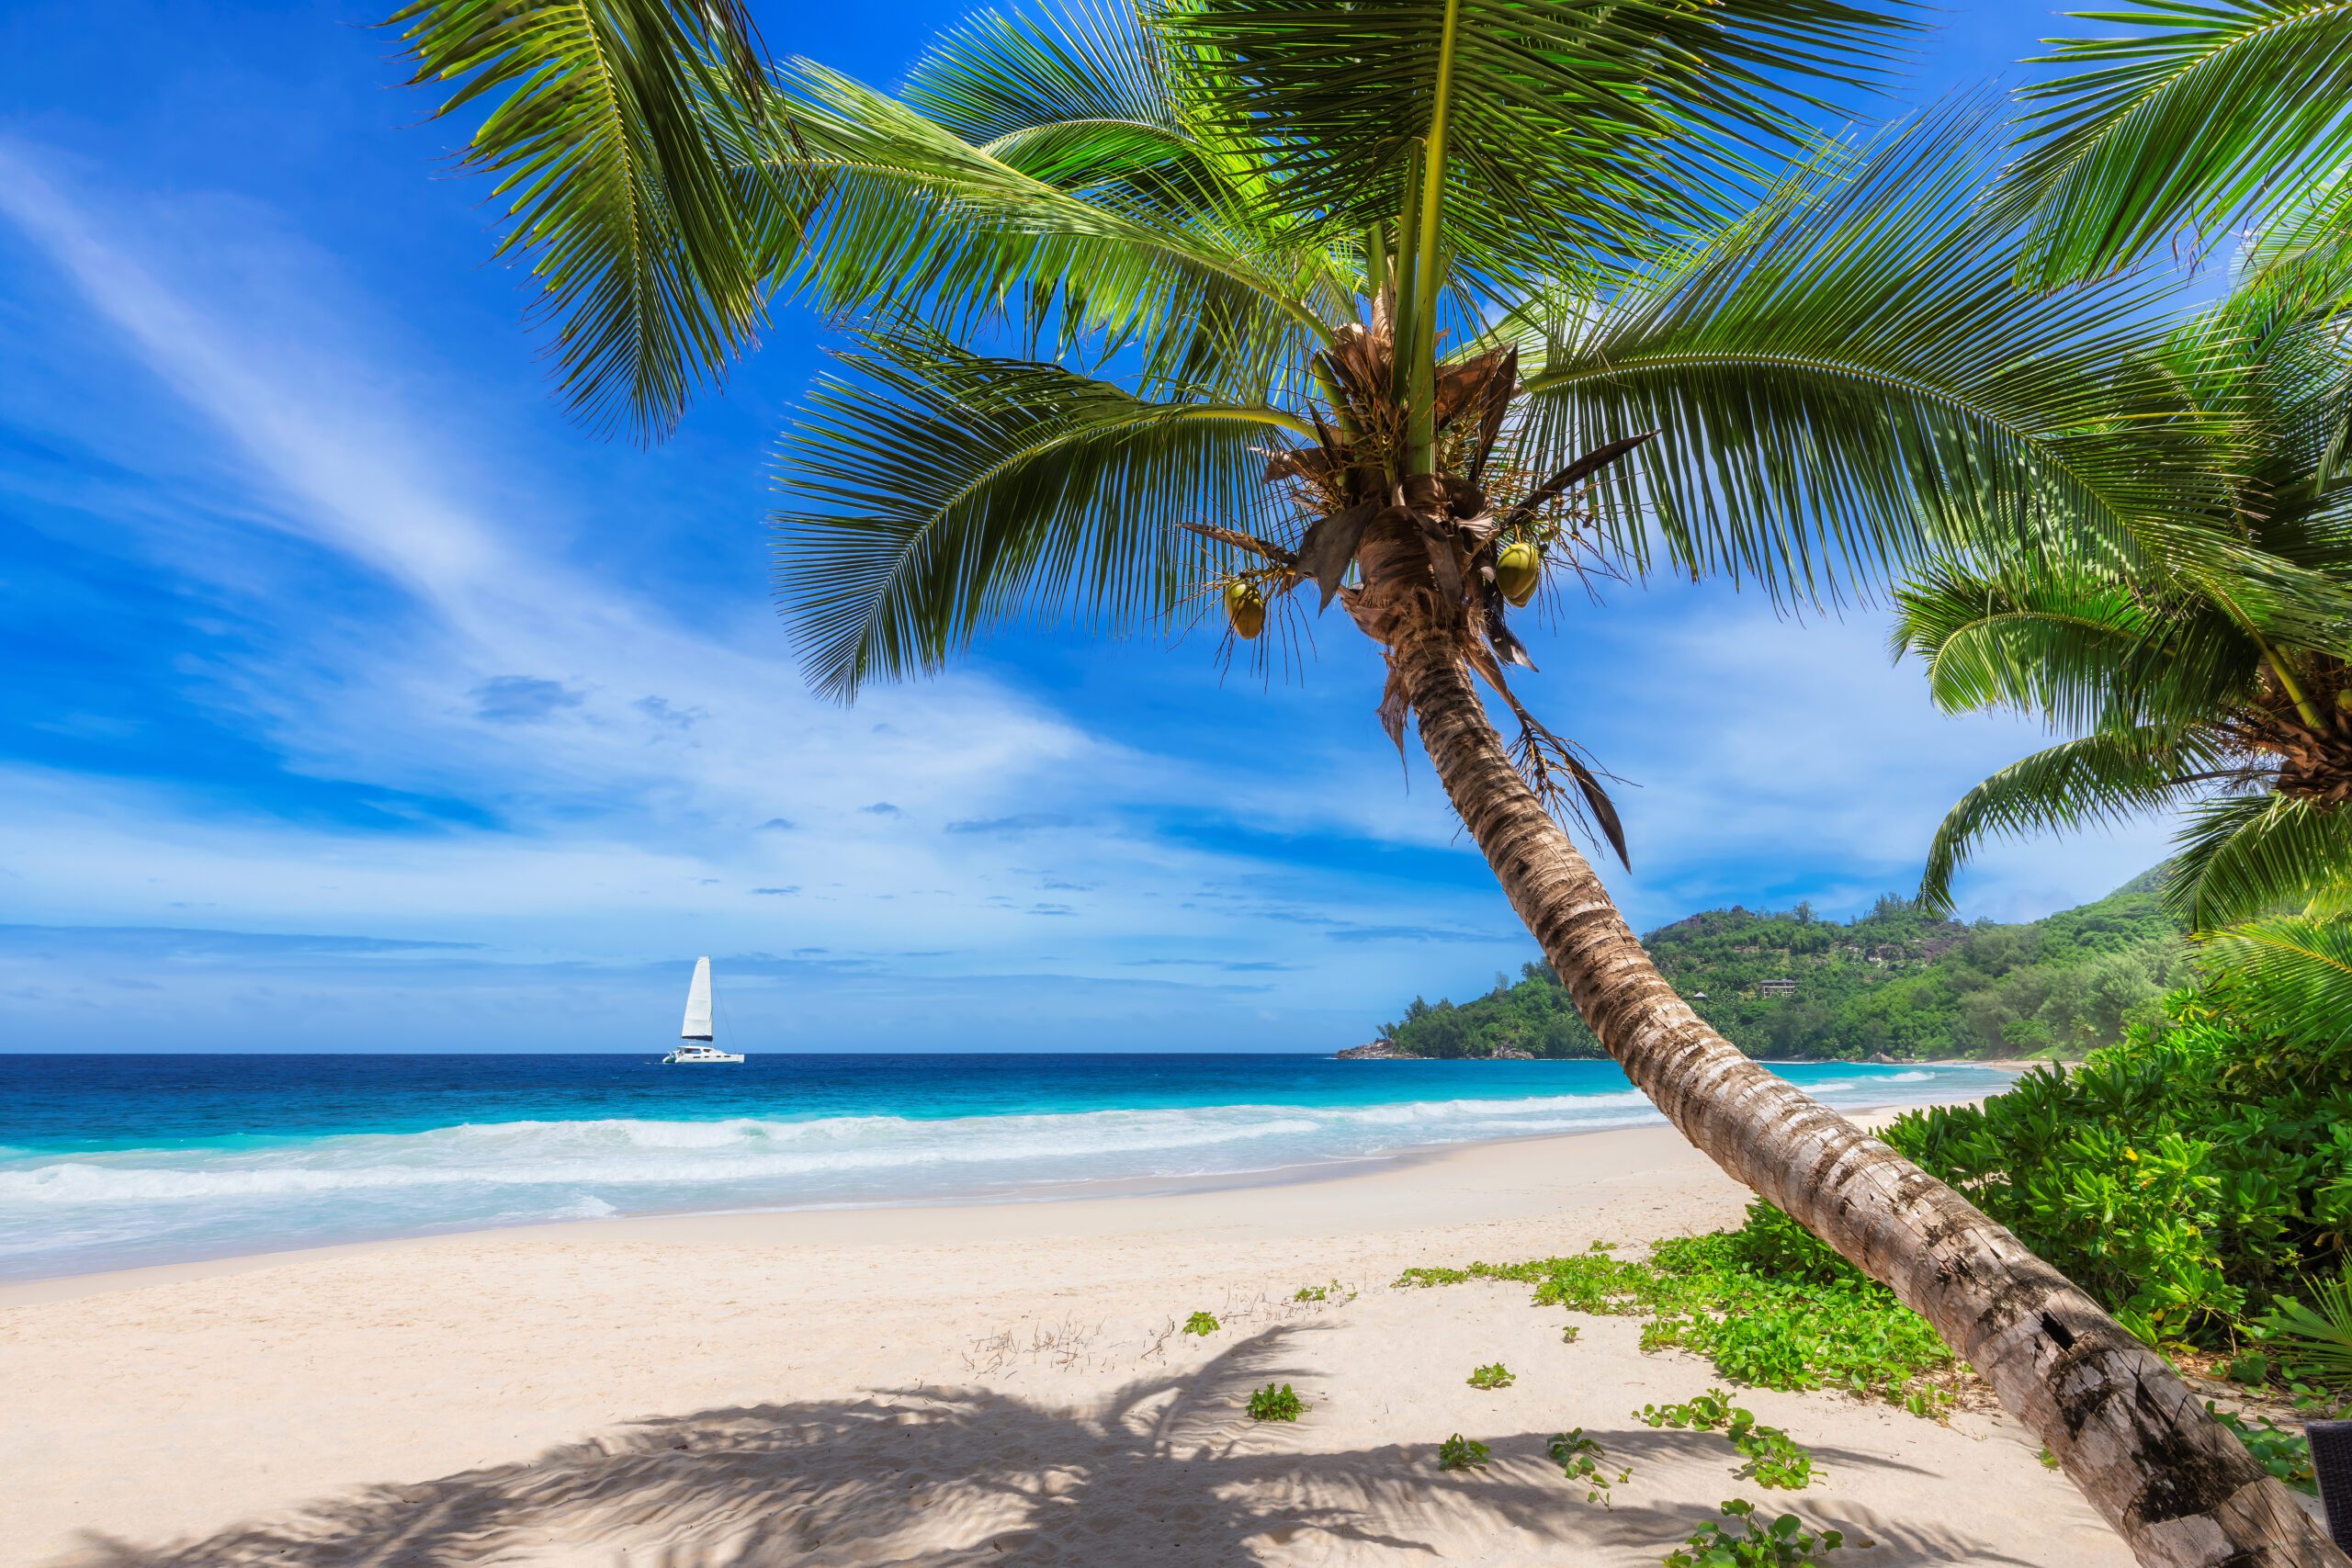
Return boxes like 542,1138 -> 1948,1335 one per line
1376,873 -> 2184,1061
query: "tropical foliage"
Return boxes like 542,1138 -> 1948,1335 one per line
1379,878 -> 2184,1060
1884,985 -> 2352,1355
2004,0 -> 2352,291
1398,1220 -> 1959,1416
1895,254 -> 2352,934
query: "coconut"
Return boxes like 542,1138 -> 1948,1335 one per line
1496,539 -> 1542,606
1225,579 -> 1267,639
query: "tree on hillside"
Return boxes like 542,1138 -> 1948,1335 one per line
388,1 -> 2338,1558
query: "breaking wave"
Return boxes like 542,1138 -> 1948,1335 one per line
0,1064 -> 2003,1278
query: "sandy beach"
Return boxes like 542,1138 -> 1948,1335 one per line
0,1118 -> 2126,1568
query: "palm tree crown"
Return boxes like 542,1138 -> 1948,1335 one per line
1897,260 -> 2352,930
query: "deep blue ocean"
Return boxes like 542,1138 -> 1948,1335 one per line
0,1053 -> 2014,1281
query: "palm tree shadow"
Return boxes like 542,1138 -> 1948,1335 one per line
55,1325 -> 1561,1568
55,1326 -> 2061,1568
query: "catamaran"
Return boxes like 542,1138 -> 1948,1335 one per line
662,956 -> 743,1064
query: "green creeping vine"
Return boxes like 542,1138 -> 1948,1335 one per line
1548,1427 -> 1630,1506
1639,1390 -> 1815,1489
1182,1311 -> 1219,1336
1397,1205 -> 1955,1416
1664,1499 -> 1851,1567
1466,1361 -> 1516,1389
1437,1432 -> 1491,1471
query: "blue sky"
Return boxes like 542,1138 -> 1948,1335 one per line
0,1 -> 2179,1053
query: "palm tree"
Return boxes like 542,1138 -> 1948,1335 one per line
2001,0 -> 2352,291
387,2 -> 2341,1560
1900,265 -> 2352,931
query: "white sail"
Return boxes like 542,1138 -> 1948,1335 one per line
680,956 -> 715,1040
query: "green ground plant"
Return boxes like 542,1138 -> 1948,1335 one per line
1732,1426 -> 1815,1491
1292,1281 -> 1351,1304
1437,1433 -> 1491,1472
1182,1311 -> 1219,1337
1639,1390 -> 1741,1430
1402,1210 -> 1954,1415
1662,1499 -> 1848,1567
1247,1382 -> 1306,1422
1561,1324 -> 1582,1345
1466,1362 -> 1516,1390
1547,1428 -> 1628,1506
1638,1390 -> 1815,1489
2209,1405 -> 2315,1495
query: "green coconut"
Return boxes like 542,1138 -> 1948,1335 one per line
1496,539 -> 1542,606
1225,579 -> 1267,639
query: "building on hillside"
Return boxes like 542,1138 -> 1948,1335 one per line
1758,978 -> 1799,998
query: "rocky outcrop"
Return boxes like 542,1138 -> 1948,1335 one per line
1335,1040 -> 1410,1059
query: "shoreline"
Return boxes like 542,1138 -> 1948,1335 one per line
0,1102 -> 2123,1568
0,1081 -> 2007,1302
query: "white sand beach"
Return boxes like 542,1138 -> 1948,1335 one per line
0,1120 -> 2127,1567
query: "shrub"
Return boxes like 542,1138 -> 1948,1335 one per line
1437,1433 -> 1490,1471
1182,1311 -> 1219,1337
1247,1382 -> 1306,1422
1663,1500 -> 1848,1567
1467,1362 -> 1516,1390
1548,1428 -> 1629,1506
1883,991 -> 2352,1351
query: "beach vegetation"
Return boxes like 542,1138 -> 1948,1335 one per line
2258,1264 -> 2352,1387
1732,1427 -> 1815,1492
1465,1361 -> 1514,1390
1405,1221 -> 1955,1415
1640,1391 -> 1815,1490
1638,1390 -> 1741,1431
389,0 -> 2342,1546
1182,1311 -> 1219,1337
1884,988 -> 2352,1357
1292,1281 -> 1351,1304
2208,1404 -> 2316,1495
1560,1324 -> 1581,1345
1546,1428 -> 1627,1506
1436,1433 -> 1491,1472
1246,1382 -> 1306,1422
1663,1499 -> 1848,1567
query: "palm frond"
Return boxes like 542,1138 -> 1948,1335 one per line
902,3 -> 1230,221
2194,913 -> 2352,1041
2168,791 -> 2352,928
1512,104 -> 2234,606
1893,560 -> 2257,734
1919,728 -> 2233,913
390,0 -> 784,438
2003,0 -> 2352,288
773,329 -> 1299,697
1163,0 -> 1916,288
769,61 -> 1337,401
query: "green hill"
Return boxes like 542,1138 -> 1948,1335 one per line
1376,874 -> 2188,1062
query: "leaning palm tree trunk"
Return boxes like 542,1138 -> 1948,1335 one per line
1390,615 -> 2343,1565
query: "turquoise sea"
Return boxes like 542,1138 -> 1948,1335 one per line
0,1053 -> 2013,1281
